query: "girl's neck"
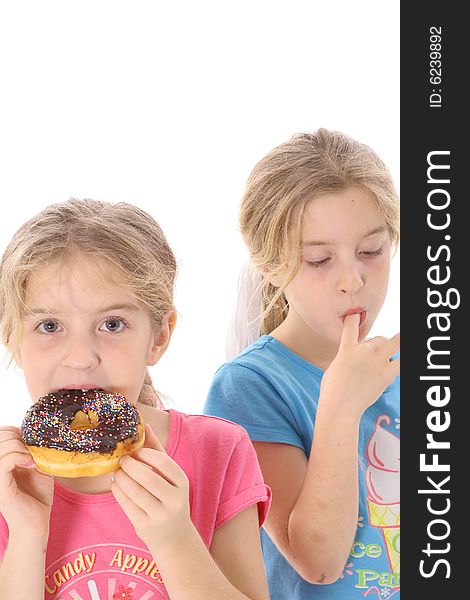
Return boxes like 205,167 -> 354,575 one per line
56,471 -> 114,495
56,404 -> 170,495
269,310 -> 338,371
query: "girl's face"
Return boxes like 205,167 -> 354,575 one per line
281,186 -> 392,353
16,255 -> 168,405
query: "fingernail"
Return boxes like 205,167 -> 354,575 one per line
23,459 -> 35,468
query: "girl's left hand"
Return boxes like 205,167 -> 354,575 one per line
111,423 -> 193,553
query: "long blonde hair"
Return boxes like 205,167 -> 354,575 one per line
239,129 -> 399,337
0,198 -> 177,407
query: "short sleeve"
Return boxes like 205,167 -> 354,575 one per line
216,428 -> 271,530
0,513 -> 8,561
204,362 -> 304,449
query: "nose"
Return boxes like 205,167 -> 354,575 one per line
336,260 -> 364,295
62,335 -> 100,371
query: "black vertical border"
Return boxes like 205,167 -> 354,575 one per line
401,4 -> 466,597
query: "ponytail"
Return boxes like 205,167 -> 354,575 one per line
138,369 -> 165,408
260,278 -> 288,336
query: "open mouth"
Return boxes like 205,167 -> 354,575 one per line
51,386 -> 105,395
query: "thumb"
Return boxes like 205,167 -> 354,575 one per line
142,422 -> 167,454
340,312 -> 360,348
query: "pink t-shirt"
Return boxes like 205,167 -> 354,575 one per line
0,409 -> 271,599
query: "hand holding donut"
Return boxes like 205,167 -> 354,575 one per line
111,423 -> 194,554
0,426 -> 53,543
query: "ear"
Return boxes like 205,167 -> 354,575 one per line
146,310 -> 177,366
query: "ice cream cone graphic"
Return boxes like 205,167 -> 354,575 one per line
367,497 -> 400,574
365,415 -> 400,575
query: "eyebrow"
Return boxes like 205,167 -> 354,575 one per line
24,303 -> 141,317
301,226 -> 388,248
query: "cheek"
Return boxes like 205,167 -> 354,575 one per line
369,258 -> 391,292
18,341 -> 49,368
105,336 -> 150,368
286,269 -> 330,308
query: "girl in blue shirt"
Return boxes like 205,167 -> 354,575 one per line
205,129 -> 400,599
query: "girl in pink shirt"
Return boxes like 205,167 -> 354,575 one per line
0,198 -> 270,600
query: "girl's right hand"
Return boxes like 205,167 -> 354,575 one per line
321,313 -> 400,417
0,426 -> 54,544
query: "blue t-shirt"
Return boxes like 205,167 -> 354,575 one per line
204,335 -> 400,600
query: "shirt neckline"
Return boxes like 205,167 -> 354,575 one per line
259,335 -> 325,376
54,408 -> 181,504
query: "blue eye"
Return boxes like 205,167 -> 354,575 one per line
100,318 -> 127,333
306,258 -> 331,268
37,320 -> 60,333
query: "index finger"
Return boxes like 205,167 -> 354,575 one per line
340,313 -> 360,347
0,426 -> 21,434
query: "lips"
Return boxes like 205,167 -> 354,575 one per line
55,385 -> 105,393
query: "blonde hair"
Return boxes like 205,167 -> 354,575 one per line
240,129 -> 400,335
0,198 -> 177,407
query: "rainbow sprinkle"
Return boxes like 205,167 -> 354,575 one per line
21,389 -> 141,453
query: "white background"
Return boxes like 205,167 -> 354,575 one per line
0,1 -> 399,426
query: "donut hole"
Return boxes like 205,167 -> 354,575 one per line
70,410 -> 99,431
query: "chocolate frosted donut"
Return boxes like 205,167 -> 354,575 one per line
21,389 -> 145,477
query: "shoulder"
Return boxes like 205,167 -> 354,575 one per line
230,335 -> 289,370
208,336 -> 321,407
172,410 -> 251,452
207,353 -> 284,415
212,335 -> 295,386
170,410 -> 267,489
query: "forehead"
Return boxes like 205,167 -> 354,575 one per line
302,187 -> 386,242
25,255 -> 135,314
